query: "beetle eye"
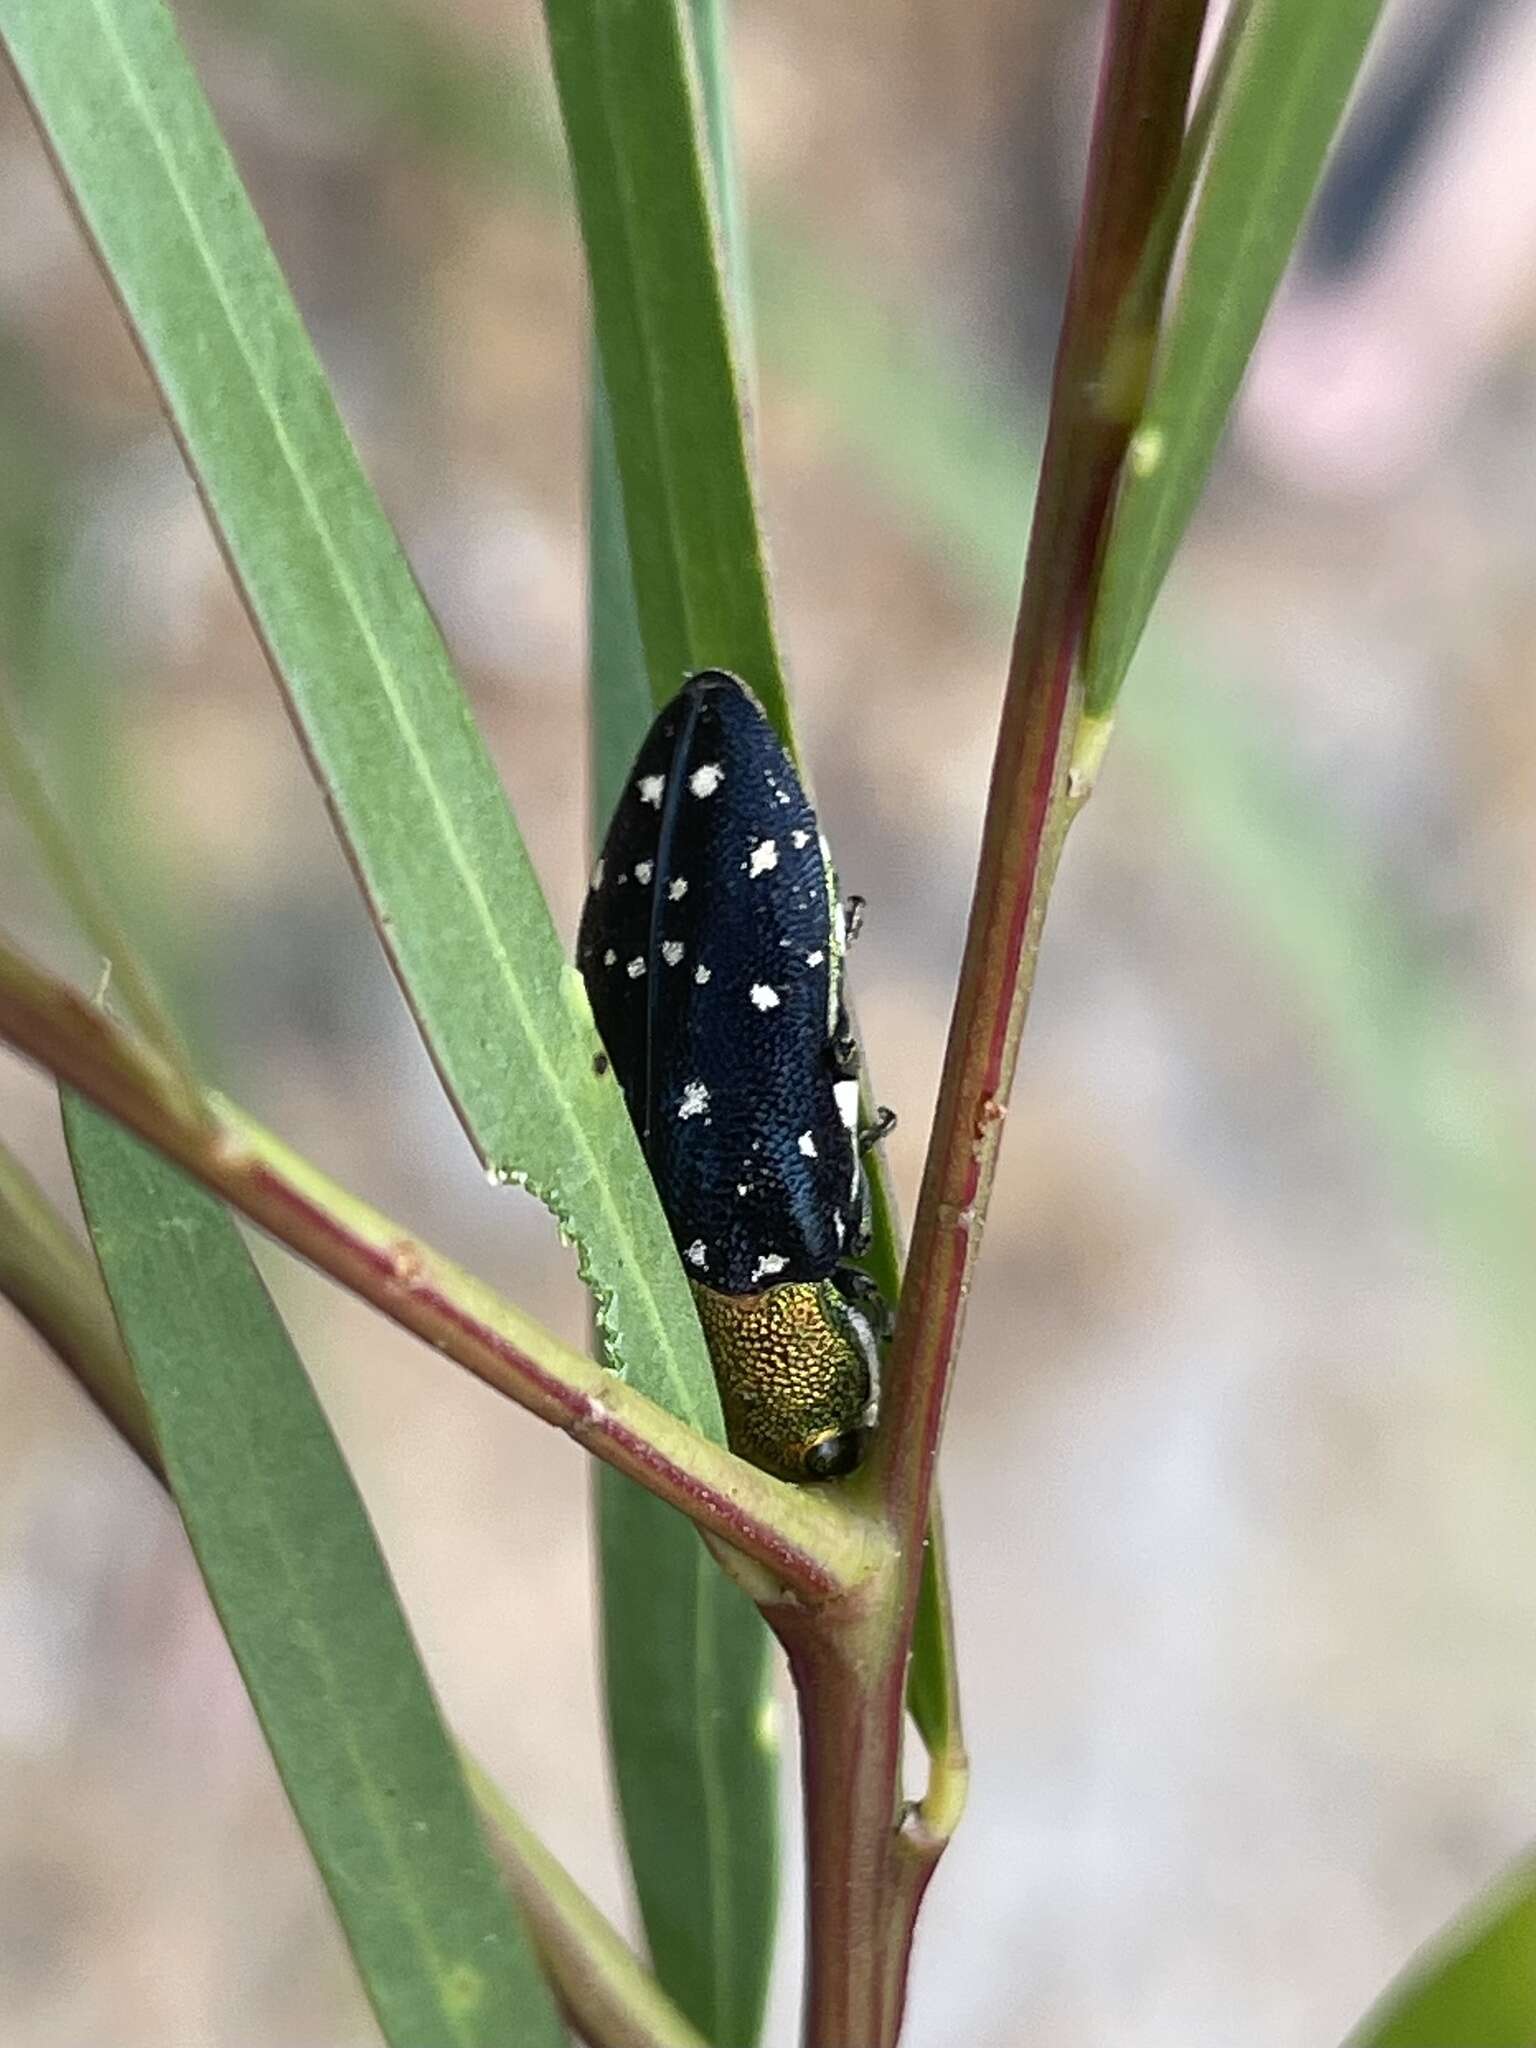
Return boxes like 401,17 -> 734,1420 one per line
802,1429 -> 866,1481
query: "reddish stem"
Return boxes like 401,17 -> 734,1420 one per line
0,934 -> 878,1602
769,1592 -> 907,2047
875,0 -> 1211,1563
770,1583 -> 956,2048
789,7 -> 1213,2043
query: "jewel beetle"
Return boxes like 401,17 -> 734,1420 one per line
577,669 -> 884,1482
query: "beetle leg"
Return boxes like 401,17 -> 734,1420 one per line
833,1263 -> 893,1339
843,894 -> 867,947
830,998 -> 860,1075
859,1105 -> 897,1155
834,1264 -> 882,1307
846,1199 -> 873,1259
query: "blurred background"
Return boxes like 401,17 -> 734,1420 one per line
5,0 -> 1536,2041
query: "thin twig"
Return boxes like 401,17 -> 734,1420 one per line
0,680 -> 201,1121
0,932 -> 885,1601
875,0 -> 1210,1583
468,1758 -> 713,2048
0,1134 -> 156,1466
784,9 -> 1212,2046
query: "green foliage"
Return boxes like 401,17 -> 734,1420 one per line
597,1478 -> 779,2046
0,0 -> 722,1443
1084,0 -> 1388,715
0,1 -> 1518,2042
905,1506 -> 960,1764
583,8 -> 778,2037
588,369 -> 780,2046
65,1095 -> 561,2048
543,0 -> 790,745
588,551 -> 780,2042
1344,1852 -> 1536,2047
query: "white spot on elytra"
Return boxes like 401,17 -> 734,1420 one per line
634,859 -> 653,885
791,830 -> 809,849
662,940 -> 685,966
689,763 -> 723,798
637,774 -> 665,808
668,877 -> 688,901
603,948 -> 617,967
834,1079 -> 860,1130
749,983 -> 780,1011
678,1080 -> 710,1120
798,1130 -> 818,1159
833,1212 -> 846,1246
751,1252 -> 788,1284
685,1239 -> 708,1269
694,963 -> 712,985
806,949 -> 824,967
626,957 -> 646,979
748,838 -> 778,877
774,787 -> 791,806
736,1182 -> 751,1197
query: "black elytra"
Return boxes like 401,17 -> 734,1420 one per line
577,670 -> 881,1482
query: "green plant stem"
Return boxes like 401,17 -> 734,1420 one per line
0,1134 -> 156,1465
769,11 -> 1209,2046
0,931 -> 881,1600
468,1761 -> 713,2048
0,1154 -> 707,2048
0,682 -> 199,1115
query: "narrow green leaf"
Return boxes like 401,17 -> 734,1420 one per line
1344,1851 -> 1536,2047
906,1498 -> 960,1765
13,1117 -> 705,2048
589,384 -> 778,2040
587,11 -> 778,2040
1083,0 -> 1387,715
63,1095 -> 562,2048
543,0 -> 790,745
596,1477 -> 778,2048
208,0 -> 950,1797
1,0 -> 722,1440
